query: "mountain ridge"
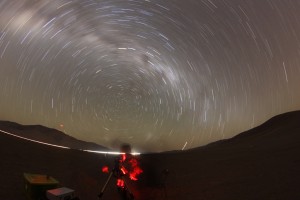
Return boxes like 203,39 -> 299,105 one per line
0,120 -> 108,151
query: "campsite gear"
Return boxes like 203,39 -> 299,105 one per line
46,187 -> 75,200
24,173 -> 59,200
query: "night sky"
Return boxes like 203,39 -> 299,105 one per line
0,0 -> 300,152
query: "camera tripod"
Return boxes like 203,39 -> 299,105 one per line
98,170 -> 134,200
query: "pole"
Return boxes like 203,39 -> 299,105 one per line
98,172 -> 113,199
123,178 -> 134,199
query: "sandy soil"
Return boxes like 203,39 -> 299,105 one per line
0,111 -> 300,200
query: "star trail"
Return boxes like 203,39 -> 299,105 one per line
0,0 -> 300,152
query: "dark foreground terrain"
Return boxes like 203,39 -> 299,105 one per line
1,111 -> 300,200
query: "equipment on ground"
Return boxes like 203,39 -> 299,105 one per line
98,169 -> 134,200
24,173 -> 59,200
46,187 -> 76,200
23,173 -> 79,200
98,144 -> 142,199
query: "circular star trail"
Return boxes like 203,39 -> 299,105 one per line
0,0 -> 300,152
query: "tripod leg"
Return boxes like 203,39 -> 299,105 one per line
98,172 -> 113,199
123,178 -> 134,199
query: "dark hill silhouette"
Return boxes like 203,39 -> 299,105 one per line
0,121 -> 108,151
0,111 -> 300,200
138,111 -> 300,200
195,110 -> 300,150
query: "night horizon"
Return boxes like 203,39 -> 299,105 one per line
1,0 -> 300,152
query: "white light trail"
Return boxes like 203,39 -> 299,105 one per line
0,129 -> 70,149
283,62 -> 289,83
83,150 -> 140,156
182,141 -> 188,150
0,129 -> 141,155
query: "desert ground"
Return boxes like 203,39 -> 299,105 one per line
0,111 -> 300,200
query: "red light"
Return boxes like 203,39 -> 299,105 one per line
128,157 -> 143,181
116,179 -> 125,188
129,157 -> 138,166
117,154 -> 143,181
102,166 -> 109,173
103,151 -> 143,190
121,154 -> 126,162
129,163 -> 143,181
129,166 -> 143,181
120,166 -> 128,175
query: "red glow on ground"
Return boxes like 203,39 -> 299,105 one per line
102,166 -> 109,173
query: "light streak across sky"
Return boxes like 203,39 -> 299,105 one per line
0,129 -> 70,149
0,129 -> 140,155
